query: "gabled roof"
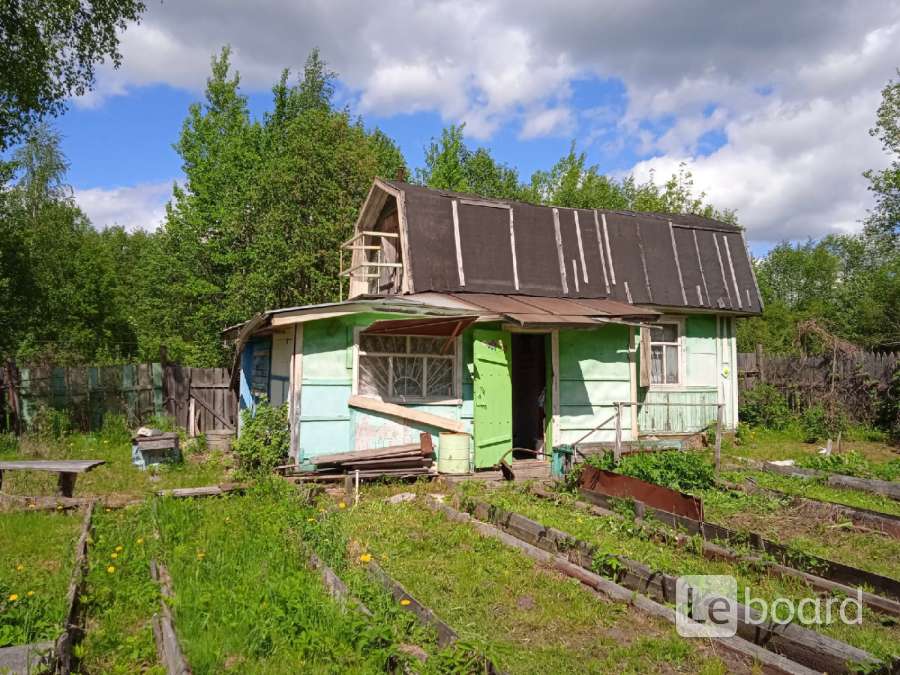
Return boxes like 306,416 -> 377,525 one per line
379,181 -> 762,315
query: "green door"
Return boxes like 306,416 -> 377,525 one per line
473,328 -> 512,468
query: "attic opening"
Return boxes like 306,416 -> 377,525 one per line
341,186 -> 404,298
511,332 -> 547,456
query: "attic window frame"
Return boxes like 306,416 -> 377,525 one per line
648,316 -> 685,388
352,329 -> 462,406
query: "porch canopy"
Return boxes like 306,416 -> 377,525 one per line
432,293 -> 660,328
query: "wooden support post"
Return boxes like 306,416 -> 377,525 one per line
755,343 -> 765,382
714,403 -> 723,474
614,402 -> 623,460
57,472 -> 77,498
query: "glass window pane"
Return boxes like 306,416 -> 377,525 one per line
665,345 -> 679,383
426,358 -> 454,398
652,324 -> 678,343
359,335 -> 406,354
650,345 -> 663,384
393,357 -> 423,397
409,337 -> 447,355
359,355 -> 390,397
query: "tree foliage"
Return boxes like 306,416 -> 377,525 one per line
0,0 -> 146,151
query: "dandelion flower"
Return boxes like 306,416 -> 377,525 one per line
56,504 -> 63,511
196,551 -> 205,560
400,598 -> 411,606
338,502 -> 347,509
136,538 -> 144,545
307,517 -> 315,523
225,517 -> 231,523
115,545 -> 123,552
27,591 -> 34,597
8,594 -> 18,602
15,564 -> 24,572
110,552 -> 118,559
107,565 -> 116,574
358,553 -> 372,563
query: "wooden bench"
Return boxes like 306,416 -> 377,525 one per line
0,460 -> 106,497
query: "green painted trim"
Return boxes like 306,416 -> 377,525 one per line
301,379 -> 353,386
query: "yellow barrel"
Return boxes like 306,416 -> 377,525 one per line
438,432 -> 471,474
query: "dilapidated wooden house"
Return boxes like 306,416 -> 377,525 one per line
227,179 -> 762,470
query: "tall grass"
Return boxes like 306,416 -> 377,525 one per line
153,480 -> 409,673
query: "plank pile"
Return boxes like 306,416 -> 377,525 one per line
300,433 -> 435,480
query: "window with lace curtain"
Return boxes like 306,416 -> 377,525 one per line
357,334 -> 457,402
650,322 -> 681,385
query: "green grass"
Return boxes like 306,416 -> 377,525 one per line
0,510 -> 81,646
0,432 -> 229,501
470,485 -> 900,662
330,492 -> 737,674
725,427 -> 898,465
76,504 -> 163,674
152,481 -> 435,674
721,468 -> 900,517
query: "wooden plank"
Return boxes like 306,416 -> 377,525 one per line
150,560 -> 191,675
54,502 -> 94,674
347,396 -> 466,433
310,443 -> 423,466
366,559 -> 458,647
308,552 -> 372,617
156,484 -> 246,498
0,460 -> 105,473
763,462 -> 900,500
428,498 -> 817,675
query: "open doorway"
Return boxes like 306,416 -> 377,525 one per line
511,333 -> 547,458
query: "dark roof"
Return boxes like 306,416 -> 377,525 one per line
388,181 -> 762,314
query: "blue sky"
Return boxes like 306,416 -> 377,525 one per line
58,1 -> 899,253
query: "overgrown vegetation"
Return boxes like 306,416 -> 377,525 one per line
795,451 -> 900,481
232,400 -> 289,474
738,383 -> 792,430
578,450 -> 716,493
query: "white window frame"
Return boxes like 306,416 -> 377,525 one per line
648,316 -> 686,389
352,328 -> 462,405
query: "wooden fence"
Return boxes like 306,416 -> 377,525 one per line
1,362 -> 236,436
737,349 -> 898,422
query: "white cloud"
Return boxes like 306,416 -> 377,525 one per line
75,181 -> 172,232
75,0 -> 900,242
520,106 -> 575,140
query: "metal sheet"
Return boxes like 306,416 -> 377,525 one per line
579,465 -> 704,520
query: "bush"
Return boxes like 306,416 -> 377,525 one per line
29,405 -> 71,440
800,401 -> 848,443
0,433 -> 17,455
738,383 -> 791,430
233,399 -> 289,473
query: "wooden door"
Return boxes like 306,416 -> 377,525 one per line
473,329 -> 512,468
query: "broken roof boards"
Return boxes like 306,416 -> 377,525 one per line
362,180 -> 761,314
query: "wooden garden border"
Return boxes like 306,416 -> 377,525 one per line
426,497 -> 818,675
762,462 -> 900,501
149,560 -> 191,674
575,480 -> 900,602
54,501 -> 94,674
451,496 -> 886,674
725,478 -> 900,539
531,484 -> 900,618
